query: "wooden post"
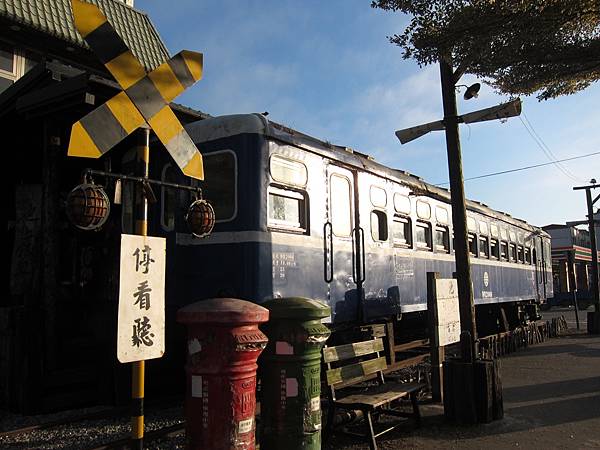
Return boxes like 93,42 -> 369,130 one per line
439,54 -> 477,362
427,272 -> 444,402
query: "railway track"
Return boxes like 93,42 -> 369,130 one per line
85,422 -> 185,450
0,397 -> 183,450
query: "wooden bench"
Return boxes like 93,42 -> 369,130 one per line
322,337 -> 424,450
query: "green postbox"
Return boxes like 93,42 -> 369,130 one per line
259,297 -> 331,450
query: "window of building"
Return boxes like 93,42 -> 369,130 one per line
371,210 -> 388,241
203,151 -> 237,221
479,235 -> 490,258
330,174 -> 352,237
0,44 -> 33,94
434,225 -> 450,253
500,241 -> 508,261
491,238 -> 500,259
415,221 -> 432,250
392,216 -> 412,248
268,186 -> 307,232
468,232 -> 478,256
416,200 -> 431,220
370,186 -> 387,208
0,44 -> 15,93
517,245 -> 525,263
270,154 -> 307,187
393,193 -> 411,215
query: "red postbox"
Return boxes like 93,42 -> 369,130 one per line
177,298 -> 269,450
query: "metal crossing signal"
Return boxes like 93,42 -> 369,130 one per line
68,0 -> 205,180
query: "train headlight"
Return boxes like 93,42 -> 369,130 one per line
186,199 -> 215,238
66,182 -> 111,231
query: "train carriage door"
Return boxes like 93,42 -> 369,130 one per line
324,165 -> 361,322
533,239 -> 543,301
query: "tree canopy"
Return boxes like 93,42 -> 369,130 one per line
371,0 -> 600,100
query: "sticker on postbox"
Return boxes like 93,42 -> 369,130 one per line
188,338 -> 202,355
310,397 -> 320,411
238,417 -> 253,434
286,378 -> 298,397
192,375 -> 203,398
276,341 -> 294,355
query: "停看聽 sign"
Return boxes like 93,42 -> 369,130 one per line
117,234 -> 166,363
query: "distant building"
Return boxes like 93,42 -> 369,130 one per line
543,211 -> 599,306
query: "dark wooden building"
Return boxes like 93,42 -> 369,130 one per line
1,0 -> 208,413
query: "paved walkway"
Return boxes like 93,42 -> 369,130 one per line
327,324 -> 600,449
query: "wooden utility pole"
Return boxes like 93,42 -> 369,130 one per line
439,53 -> 477,361
573,183 -> 599,333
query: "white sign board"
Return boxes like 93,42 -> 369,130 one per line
117,234 -> 166,363
434,279 -> 461,347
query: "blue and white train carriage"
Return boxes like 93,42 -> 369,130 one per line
157,113 -> 552,334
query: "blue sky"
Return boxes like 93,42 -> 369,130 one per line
138,0 -> 599,227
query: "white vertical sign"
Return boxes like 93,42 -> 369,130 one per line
435,279 -> 461,347
117,234 -> 166,363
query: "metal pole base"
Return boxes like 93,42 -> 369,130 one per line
587,311 -> 600,334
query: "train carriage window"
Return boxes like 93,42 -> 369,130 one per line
500,228 -> 508,241
467,217 -> 477,233
394,193 -> 411,215
270,154 -> 307,187
435,206 -> 449,224
415,221 -> 432,250
434,225 -> 450,253
490,224 -> 499,238
479,235 -> 490,258
268,186 -> 307,232
479,222 -> 489,236
416,201 -> 431,220
203,151 -> 237,221
490,238 -> 500,259
517,245 -> 525,263
330,174 -> 352,237
371,210 -> 388,242
509,243 -> 517,262
509,231 -> 517,243
468,232 -> 478,256
525,247 -> 531,264
370,186 -> 387,208
392,216 -> 412,248
500,241 -> 508,261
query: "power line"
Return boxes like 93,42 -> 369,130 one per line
519,112 -> 583,182
434,151 -> 600,186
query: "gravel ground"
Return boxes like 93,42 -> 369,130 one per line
0,405 -> 184,450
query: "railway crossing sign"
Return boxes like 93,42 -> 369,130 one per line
117,234 -> 166,363
68,0 -> 205,180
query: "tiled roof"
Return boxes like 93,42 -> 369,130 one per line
0,0 -> 170,71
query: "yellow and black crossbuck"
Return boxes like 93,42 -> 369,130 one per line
68,0 -> 204,180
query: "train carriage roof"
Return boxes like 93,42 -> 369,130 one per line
186,113 -> 549,238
